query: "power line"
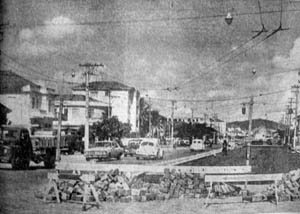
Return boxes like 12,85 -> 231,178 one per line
7,7 -> 300,29
1,54 -> 76,85
147,88 -> 289,103
177,22 -> 289,90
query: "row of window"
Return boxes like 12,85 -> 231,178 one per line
31,95 -> 54,113
54,107 -> 103,121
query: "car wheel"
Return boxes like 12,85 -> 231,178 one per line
136,157 -> 140,160
44,155 -> 55,169
117,154 -> 121,160
21,158 -> 30,170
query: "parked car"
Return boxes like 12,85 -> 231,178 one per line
84,140 -> 124,161
124,139 -> 142,157
135,138 -> 164,160
174,139 -> 190,147
190,139 -> 205,152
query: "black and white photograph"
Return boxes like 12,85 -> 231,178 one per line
1,0 -> 300,213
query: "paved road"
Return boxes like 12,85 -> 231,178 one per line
60,147 -> 193,165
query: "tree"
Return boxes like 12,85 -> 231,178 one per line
139,98 -> 167,137
92,116 -> 131,140
174,121 -> 216,140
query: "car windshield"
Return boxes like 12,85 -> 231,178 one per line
95,141 -> 111,147
141,141 -> 154,146
1,129 -> 19,140
128,141 -> 140,148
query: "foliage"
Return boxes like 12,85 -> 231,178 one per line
175,122 -> 216,139
92,116 -> 131,140
139,98 -> 167,137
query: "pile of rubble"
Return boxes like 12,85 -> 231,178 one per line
39,168 -> 212,203
38,168 -> 300,204
242,169 -> 300,203
157,168 -> 207,199
270,168 -> 300,201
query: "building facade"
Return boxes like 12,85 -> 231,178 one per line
0,70 -> 55,127
72,81 -> 140,132
52,94 -> 107,130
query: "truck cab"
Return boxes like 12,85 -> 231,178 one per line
0,126 -> 33,169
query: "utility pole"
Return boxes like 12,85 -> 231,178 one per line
148,96 -> 152,137
191,108 -> 194,122
292,85 -> 299,149
287,98 -> 294,146
79,63 -> 104,152
56,97 -> 63,161
171,100 -> 176,144
246,96 -> 254,166
108,89 -> 111,118
285,104 -> 290,145
56,71 -> 75,161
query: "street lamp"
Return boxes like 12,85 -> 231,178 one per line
246,68 -> 256,166
56,70 -> 75,162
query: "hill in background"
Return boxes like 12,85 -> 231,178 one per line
227,119 -> 286,131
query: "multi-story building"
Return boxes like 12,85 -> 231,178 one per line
52,94 -> 108,130
72,81 -> 140,132
0,70 -> 55,127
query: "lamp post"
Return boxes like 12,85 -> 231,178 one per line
79,63 -> 104,152
246,68 -> 256,166
56,70 -> 75,162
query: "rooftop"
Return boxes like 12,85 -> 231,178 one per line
0,70 -> 40,94
54,94 -> 99,102
72,81 -> 134,91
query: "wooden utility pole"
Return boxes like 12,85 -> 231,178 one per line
56,97 -> 63,161
108,89 -> 111,118
287,98 -> 294,146
79,63 -> 104,152
246,96 -> 254,166
292,85 -> 299,149
56,71 -> 74,161
148,97 -> 152,137
171,100 -> 176,144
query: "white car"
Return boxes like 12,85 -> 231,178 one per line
135,138 -> 164,160
190,139 -> 205,152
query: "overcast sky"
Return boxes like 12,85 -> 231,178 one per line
1,0 -> 299,122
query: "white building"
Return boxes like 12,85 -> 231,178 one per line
72,81 -> 140,132
0,70 -> 55,127
53,94 -> 107,130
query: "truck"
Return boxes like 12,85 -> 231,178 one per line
0,125 -> 59,169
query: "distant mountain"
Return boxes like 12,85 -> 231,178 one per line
227,119 -> 286,131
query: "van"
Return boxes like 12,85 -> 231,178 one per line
190,139 -> 205,152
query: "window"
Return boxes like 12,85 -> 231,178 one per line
90,91 -> 98,97
48,99 -> 53,112
32,97 -> 35,109
62,108 -> 68,121
88,108 -> 94,118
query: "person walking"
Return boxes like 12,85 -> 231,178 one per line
222,140 -> 228,156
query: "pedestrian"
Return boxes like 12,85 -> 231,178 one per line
222,140 -> 228,156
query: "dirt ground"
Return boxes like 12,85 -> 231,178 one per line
1,169 -> 300,214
